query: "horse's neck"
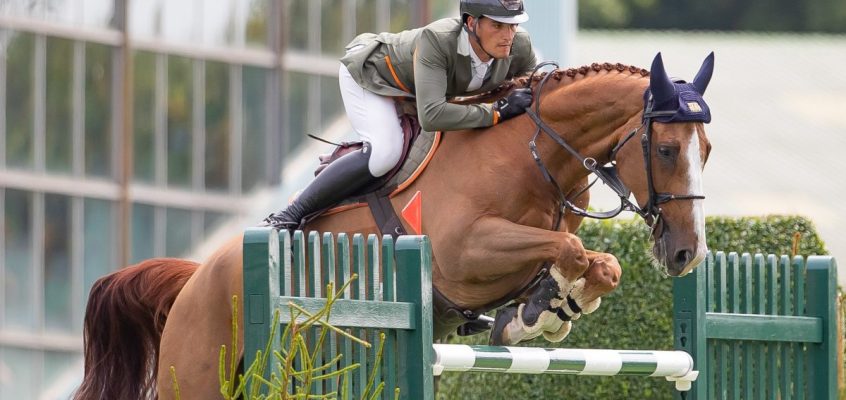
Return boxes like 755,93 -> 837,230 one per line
425,72 -> 647,220
535,75 -> 647,190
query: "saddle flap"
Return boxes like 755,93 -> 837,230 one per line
314,141 -> 364,176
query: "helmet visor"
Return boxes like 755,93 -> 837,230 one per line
484,13 -> 529,24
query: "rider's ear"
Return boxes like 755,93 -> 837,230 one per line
465,15 -> 477,30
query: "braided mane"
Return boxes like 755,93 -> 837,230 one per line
527,62 -> 649,84
451,62 -> 650,105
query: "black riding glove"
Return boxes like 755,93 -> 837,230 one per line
493,88 -> 533,122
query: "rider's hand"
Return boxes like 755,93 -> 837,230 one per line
493,88 -> 533,122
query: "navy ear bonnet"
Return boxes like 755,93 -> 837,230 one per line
643,52 -> 714,124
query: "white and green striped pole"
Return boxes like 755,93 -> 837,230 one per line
432,344 -> 699,391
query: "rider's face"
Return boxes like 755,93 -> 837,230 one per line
468,16 -> 517,61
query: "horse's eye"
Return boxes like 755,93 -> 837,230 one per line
657,146 -> 674,159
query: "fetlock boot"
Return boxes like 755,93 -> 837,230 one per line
263,143 -> 376,230
516,268 -> 574,336
541,277 -> 604,341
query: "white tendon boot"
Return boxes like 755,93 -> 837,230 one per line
542,278 -> 602,342
541,319 -> 572,342
567,277 -> 603,315
516,267 -> 574,337
499,303 -> 568,344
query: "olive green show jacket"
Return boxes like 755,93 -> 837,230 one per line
340,18 -> 537,132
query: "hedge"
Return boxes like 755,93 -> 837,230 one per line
436,215 -> 829,400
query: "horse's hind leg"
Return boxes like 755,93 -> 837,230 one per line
490,267 -> 577,345
157,235 -> 245,400
491,251 -> 621,345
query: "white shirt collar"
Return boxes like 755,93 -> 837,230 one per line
458,28 -> 472,57
458,28 -> 493,68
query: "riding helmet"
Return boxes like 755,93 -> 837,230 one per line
460,0 -> 529,24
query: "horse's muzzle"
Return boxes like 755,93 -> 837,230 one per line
656,240 -> 704,277
669,248 -> 695,276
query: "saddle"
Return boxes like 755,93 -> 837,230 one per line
313,112 -> 418,190
305,101 -> 441,239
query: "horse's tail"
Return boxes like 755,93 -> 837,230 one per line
73,258 -> 199,400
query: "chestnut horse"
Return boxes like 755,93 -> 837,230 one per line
75,53 -> 714,399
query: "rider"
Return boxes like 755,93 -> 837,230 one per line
264,0 -> 537,229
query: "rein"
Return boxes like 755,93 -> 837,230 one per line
523,63 -> 705,229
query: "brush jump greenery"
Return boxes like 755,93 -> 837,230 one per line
170,275 -> 398,400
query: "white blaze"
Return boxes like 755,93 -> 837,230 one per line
682,127 -> 707,275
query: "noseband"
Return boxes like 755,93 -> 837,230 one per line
523,62 -> 705,230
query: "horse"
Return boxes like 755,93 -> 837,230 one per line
74,52 -> 714,399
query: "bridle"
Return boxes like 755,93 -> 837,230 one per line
522,62 -> 705,232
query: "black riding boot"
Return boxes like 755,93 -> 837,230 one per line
263,143 -> 376,230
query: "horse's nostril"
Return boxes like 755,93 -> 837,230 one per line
674,249 -> 693,269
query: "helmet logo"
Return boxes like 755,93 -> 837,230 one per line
499,0 -> 523,11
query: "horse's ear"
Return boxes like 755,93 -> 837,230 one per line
692,52 -> 715,95
649,52 -> 674,103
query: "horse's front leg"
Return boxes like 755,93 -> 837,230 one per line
540,250 -> 621,341
437,216 -> 590,304
434,216 -> 589,337
492,250 -> 621,345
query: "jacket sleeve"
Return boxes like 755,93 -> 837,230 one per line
413,29 -> 497,132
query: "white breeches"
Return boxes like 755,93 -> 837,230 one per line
338,64 -> 404,177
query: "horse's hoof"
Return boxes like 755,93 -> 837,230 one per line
543,320 -> 572,342
489,304 -> 519,345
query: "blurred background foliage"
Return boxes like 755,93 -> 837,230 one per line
578,0 -> 846,32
